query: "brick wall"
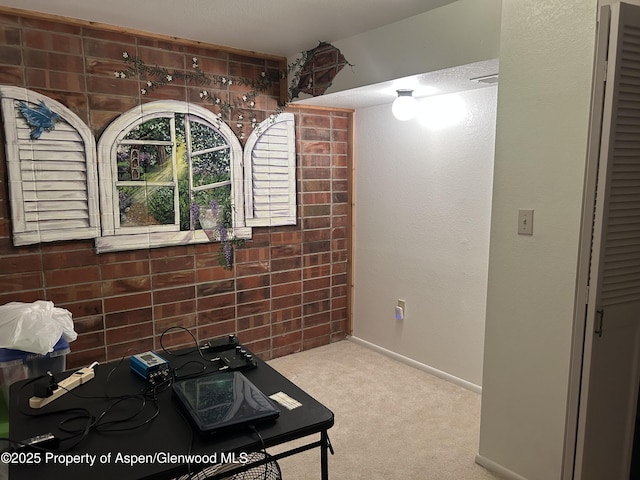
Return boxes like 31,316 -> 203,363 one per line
0,10 -> 352,368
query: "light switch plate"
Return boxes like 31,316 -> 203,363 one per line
518,209 -> 534,235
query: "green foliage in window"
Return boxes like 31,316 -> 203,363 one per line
124,117 -> 171,141
115,110 -> 240,268
148,186 -> 175,225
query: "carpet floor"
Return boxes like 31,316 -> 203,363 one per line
266,339 -> 501,480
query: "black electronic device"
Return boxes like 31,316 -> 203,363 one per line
130,351 -> 170,385
200,334 -> 240,353
219,345 -> 257,371
198,334 -> 257,373
172,371 -> 280,434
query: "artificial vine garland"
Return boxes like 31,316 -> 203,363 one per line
115,52 -> 305,140
112,44 -> 348,270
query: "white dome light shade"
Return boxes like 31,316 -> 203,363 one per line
417,93 -> 466,130
392,89 -> 418,121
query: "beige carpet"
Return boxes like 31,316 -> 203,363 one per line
267,339 -> 501,480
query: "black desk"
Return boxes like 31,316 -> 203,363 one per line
6,348 -> 334,479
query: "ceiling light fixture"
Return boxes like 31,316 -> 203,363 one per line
392,89 -> 417,121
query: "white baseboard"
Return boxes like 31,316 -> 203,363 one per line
348,336 -> 482,394
475,454 -> 529,480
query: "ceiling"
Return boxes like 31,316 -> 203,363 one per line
295,59 -> 499,110
0,0 -> 458,58
1,0 -> 498,110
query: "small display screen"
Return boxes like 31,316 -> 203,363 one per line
140,353 -> 157,365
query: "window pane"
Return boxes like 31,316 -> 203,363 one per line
124,117 -> 171,141
191,184 -> 232,230
190,118 -> 227,151
118,185 -> 175,226
178,173 -> 191,231
117,144 -> 173,182
192,150 -> 231,187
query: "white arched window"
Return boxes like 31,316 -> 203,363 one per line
96,101 -> 248,252
0,90 -> 297,253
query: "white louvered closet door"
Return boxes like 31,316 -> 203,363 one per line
575,3 -> 640,479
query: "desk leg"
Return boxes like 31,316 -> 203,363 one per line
321,430 -> 332,480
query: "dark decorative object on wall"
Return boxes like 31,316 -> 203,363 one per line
289,42 -> 353,100
17,100 -> 60,140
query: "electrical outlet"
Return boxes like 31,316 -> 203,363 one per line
396,299 -> 406,320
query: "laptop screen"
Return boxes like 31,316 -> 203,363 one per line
172,371 -> 280,433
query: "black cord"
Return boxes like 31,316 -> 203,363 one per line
142,374 -> 173,399
160,325 -> 229,365
104,350 -> 132,399
7,328 -> 231,470
249,425 -> 271,480
10,374 -> 94,451
93,396 -> 160,432
160,326 -> 202,358
49,354 -> 164,434
8,355 -> 164,452
160,326 -> 231,381
172,360 -> 207,381
249,425 -> 267,452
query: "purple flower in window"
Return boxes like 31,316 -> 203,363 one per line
209,200 -> 219,217
119,191 -> 132,215
190,202 -> 200,225
117,149 -> 129,163
138,151 -> 152,169
223,241 -> 233,270
218,223 -> 227,242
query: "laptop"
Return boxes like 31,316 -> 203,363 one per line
172,371 -> 280,434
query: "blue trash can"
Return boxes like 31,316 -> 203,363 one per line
0,336 -> 70,406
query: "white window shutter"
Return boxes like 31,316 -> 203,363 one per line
243,112 -> 296,227
0,86 -> 99,245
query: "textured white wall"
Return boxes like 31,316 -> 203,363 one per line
353,87 -> 497,387
477,1 -> 598,479
329,0 -> 502,93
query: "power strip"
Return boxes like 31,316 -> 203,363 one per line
29,366 -> 95,409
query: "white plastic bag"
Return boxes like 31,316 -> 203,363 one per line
0,300 -> 77,355
52,305 -> 77,345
